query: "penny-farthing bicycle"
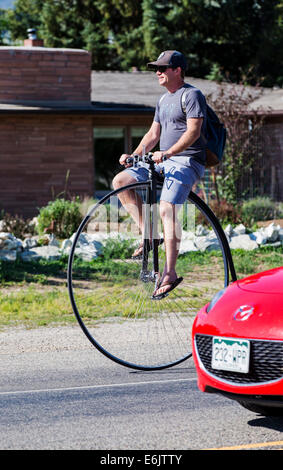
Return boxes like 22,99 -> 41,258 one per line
67,153 -> 237,371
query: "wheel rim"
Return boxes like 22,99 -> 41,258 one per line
68,183 -> 230,370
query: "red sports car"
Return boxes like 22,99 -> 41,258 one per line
192,266 -> 283,416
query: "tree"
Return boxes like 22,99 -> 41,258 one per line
208,84 -> 266,205
4,0 -> 283,85
4,0 -> 43,40
0,9 -> 10,44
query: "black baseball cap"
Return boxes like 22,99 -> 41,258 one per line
147,50 -> 187,71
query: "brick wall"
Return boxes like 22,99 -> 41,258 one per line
0,114 -> 94,218
0,47 -> 91,103
0,46 -> 94,218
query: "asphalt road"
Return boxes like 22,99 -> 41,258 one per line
1,326 -> 283,451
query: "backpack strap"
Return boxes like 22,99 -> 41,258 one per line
181,89 -> 207,144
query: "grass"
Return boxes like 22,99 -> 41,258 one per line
0,288 -> 75,328
0,246 -> 282,329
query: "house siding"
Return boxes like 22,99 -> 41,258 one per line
0,114 -> 94,217
0,46 -> 94,217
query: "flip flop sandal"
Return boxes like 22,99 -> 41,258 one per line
151,277 -> 183,300
131,238 -> 164,260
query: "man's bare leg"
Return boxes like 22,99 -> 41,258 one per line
112,171 -> 144,236
153,201 -> 182,296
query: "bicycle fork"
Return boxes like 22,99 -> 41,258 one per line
140,164 -> 160,290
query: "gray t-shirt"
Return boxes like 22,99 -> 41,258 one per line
154,84 -> 207,165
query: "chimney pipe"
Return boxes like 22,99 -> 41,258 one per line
24,28 -> 44,47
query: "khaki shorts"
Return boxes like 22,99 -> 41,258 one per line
125,157 -> 205,204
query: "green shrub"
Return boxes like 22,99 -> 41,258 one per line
198,199 -> 242,226
241,197 -> 276,225
37,198 -> 82,239
102,236 -> 137,259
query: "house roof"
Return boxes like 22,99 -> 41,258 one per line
91,71 -> 225,108
90,71 -> 283,114
0,70 -> 281,114
247,87 -> 283,112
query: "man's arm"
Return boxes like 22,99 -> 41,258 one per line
153,118 -> 203,163
120,121 -> 160,167
133,121 -> 160,155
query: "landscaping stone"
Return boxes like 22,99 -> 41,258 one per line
179,238 -> 198,254
264,223 -> 281,242
194,235 -> 220,252
0,232 -> 22,251
20,245 -> 62,261
195,224 -> 210,237
62,232 -> 103,261
22,237 -> 38,250
224,224 -> 234,238
233,223 -> 246,235
0,222 -> 282,262
0,249 -> 17,261
229,234 -> 258,250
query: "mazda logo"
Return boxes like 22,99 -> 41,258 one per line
234,305 -> 255,321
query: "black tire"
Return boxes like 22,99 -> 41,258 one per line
67,181 -> 232,370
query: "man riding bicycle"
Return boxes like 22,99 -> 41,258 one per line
113,50 -> 207,299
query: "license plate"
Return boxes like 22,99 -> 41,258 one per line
212,337 -> 250,373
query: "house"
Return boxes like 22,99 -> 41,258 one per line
0,42 -> 282,218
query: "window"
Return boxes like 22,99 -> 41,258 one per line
131,127 -> 149,152
94,127 -> 125,190
93,126 -> 152,191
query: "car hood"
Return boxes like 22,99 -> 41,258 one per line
194,266 -> 283,340
237,266 -> 283,294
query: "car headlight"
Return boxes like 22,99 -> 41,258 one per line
206,287 -> 227,313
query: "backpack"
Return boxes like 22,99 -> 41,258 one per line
181,89 -> 226,167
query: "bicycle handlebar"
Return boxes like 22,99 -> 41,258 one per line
125,153 -> 167,166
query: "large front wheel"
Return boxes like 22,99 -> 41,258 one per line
68,182 -> 232,370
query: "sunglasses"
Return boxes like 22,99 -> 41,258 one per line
150,65 -> 173,73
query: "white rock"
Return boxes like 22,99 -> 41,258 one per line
72,245 -> 101,261
0,232 -> 22,251
0,250 -> 17,261
182,230 -> 195,241
20,246 -> 61,261
66,233 -> 103,260
48,234 -> 60,247
23,237 -> 39,250
224,224 -> 234,238
194,236 -> 221,252
229,234 -> 258,250
250,229 -> 267,245
61,239 -> 72,253
233,224 -> 246,235
263,223 -> 280,242
195,224 -> 210,236
179,239 -> 198,254
0,231 -> 10,239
